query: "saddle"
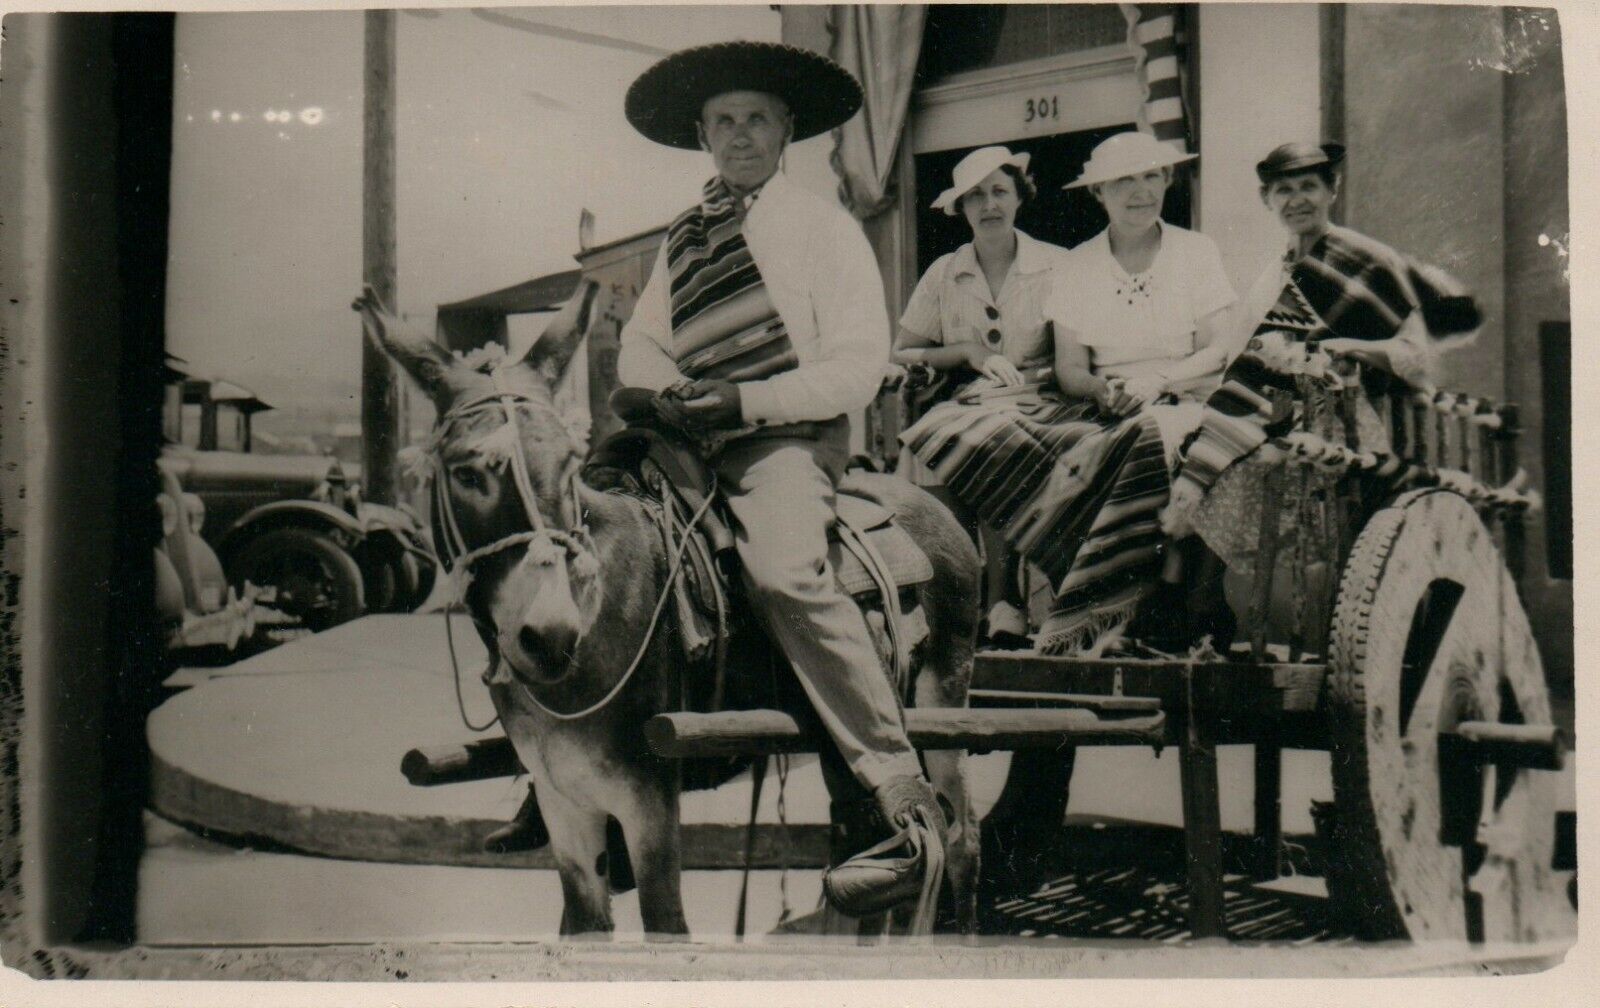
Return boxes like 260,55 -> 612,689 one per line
586,391 -> 935,705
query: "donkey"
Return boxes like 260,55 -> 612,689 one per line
356,281 -> 981,938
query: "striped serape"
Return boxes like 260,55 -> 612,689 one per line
901,380 -> 1169,654
1176,226 -> 1419,495
666,177 -> 798,383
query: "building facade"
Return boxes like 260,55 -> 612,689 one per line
779,3 -> 1572,685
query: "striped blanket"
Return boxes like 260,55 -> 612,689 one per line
1177,226 -> 1419,495
900,380 -> 1169,654
666,177 -> 798,383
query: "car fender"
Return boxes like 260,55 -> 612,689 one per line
355,501 -> 420,537
217,500 -> 365,559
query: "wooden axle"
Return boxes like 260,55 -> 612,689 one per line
401,737 -> 523,786
644,707 -> 1166,759
1440,721 -> 1567,772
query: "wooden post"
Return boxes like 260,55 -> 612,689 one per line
1251,723 -> 1283,881
1178,665 -> 1226,938
361,9 -> 402,505
1496,404 -> 1527,587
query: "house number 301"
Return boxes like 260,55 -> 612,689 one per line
1023,96 -> 1060,123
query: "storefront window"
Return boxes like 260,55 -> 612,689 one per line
918,4 -> 1126,83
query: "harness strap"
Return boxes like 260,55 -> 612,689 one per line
734,754 -> 770,941
834,517 -> 910,698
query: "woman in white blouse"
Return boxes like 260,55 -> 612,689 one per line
1037,130 -> 1239,650
893,145 -> 1070,644
1046,130 -> 1239,465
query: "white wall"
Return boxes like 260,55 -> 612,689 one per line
1196,4 -> 1323,298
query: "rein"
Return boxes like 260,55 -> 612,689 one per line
429,371 -> 705,723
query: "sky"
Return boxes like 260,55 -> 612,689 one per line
165,6 -> 780,412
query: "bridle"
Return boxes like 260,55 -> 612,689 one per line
427,369 -> 709,723
429,376 -> 591,586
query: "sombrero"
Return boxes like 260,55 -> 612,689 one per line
931,146 -> 1031,216
1064,131 -> 1196,189
625,41 -> 863,150
1255,141 -> 1346,183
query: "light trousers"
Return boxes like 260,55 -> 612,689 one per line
714,424 -> 924,791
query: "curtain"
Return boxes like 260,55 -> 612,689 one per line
827,5 -> 925,220
1121,3 -> 1194,154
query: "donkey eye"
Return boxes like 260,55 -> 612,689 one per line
450,465 -> 488,493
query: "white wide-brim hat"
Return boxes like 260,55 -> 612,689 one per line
1065,131 -> 1196,189
931,146 -> 1032,216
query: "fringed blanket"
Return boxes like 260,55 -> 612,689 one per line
1177,225 -> 1422,496
900,380 -> 1168,654
666,177 -> 797,383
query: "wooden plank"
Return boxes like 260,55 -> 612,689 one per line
152,749 -> 832,870
645,708 -> 1166,758
967,688 -> 1162,713
973,653 -> 1327,714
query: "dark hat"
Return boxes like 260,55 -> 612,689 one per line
1255,142 -> 1346,183
625,41 -> 863,150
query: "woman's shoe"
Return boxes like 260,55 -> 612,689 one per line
983,601 -> 1032,650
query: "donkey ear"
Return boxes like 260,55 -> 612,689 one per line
521,279 -> 601,387
353,285 -> 467,408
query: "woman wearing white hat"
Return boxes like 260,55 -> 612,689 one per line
893,146 -> 1070,645
1031,130 -> 1240,650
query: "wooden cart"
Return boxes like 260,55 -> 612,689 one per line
409,369 -> 1568,943
649,369 -> 1568,943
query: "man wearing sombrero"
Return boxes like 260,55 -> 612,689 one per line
616,42 -> 948,894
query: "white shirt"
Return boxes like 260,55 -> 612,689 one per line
898,230 -> 1070,367
618,172 -> 890,427
1044,221 -> 1235,376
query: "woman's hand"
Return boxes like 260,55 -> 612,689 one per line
977,353 -> 1026,387
1096,378 -> 1141,416
1160,479 -> 1204,538
1318,337 -> 1384,369
1118,374 -> 1166,406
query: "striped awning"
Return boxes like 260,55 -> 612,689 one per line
1121,3 -> 1191,153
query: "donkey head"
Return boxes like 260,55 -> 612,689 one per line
355,280 -> 610,684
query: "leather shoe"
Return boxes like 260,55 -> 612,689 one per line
822,775 -> 948,918
482,785 -> 550,853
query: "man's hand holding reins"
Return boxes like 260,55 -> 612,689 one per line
676,378 -> 745,430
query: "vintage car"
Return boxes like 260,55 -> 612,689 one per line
161,370 -> 435,634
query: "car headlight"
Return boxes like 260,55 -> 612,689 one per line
157,493 -> 179,538
181,492 -> 206,535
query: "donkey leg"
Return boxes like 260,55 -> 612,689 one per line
915,664 -> 980,935
536,782 -> 614,939
612,781 -> 689,940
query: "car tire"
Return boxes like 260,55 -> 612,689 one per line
226,527 -> 365,632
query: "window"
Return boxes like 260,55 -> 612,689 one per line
918,4 -> 1127,84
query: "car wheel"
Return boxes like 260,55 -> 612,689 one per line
227,527 -> 365,632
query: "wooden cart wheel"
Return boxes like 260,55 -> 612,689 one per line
1327,489 -> 1568,942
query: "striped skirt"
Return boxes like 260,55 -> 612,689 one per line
899,381 -> 1170,654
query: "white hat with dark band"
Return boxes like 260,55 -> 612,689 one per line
931,146 -> 1032,216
